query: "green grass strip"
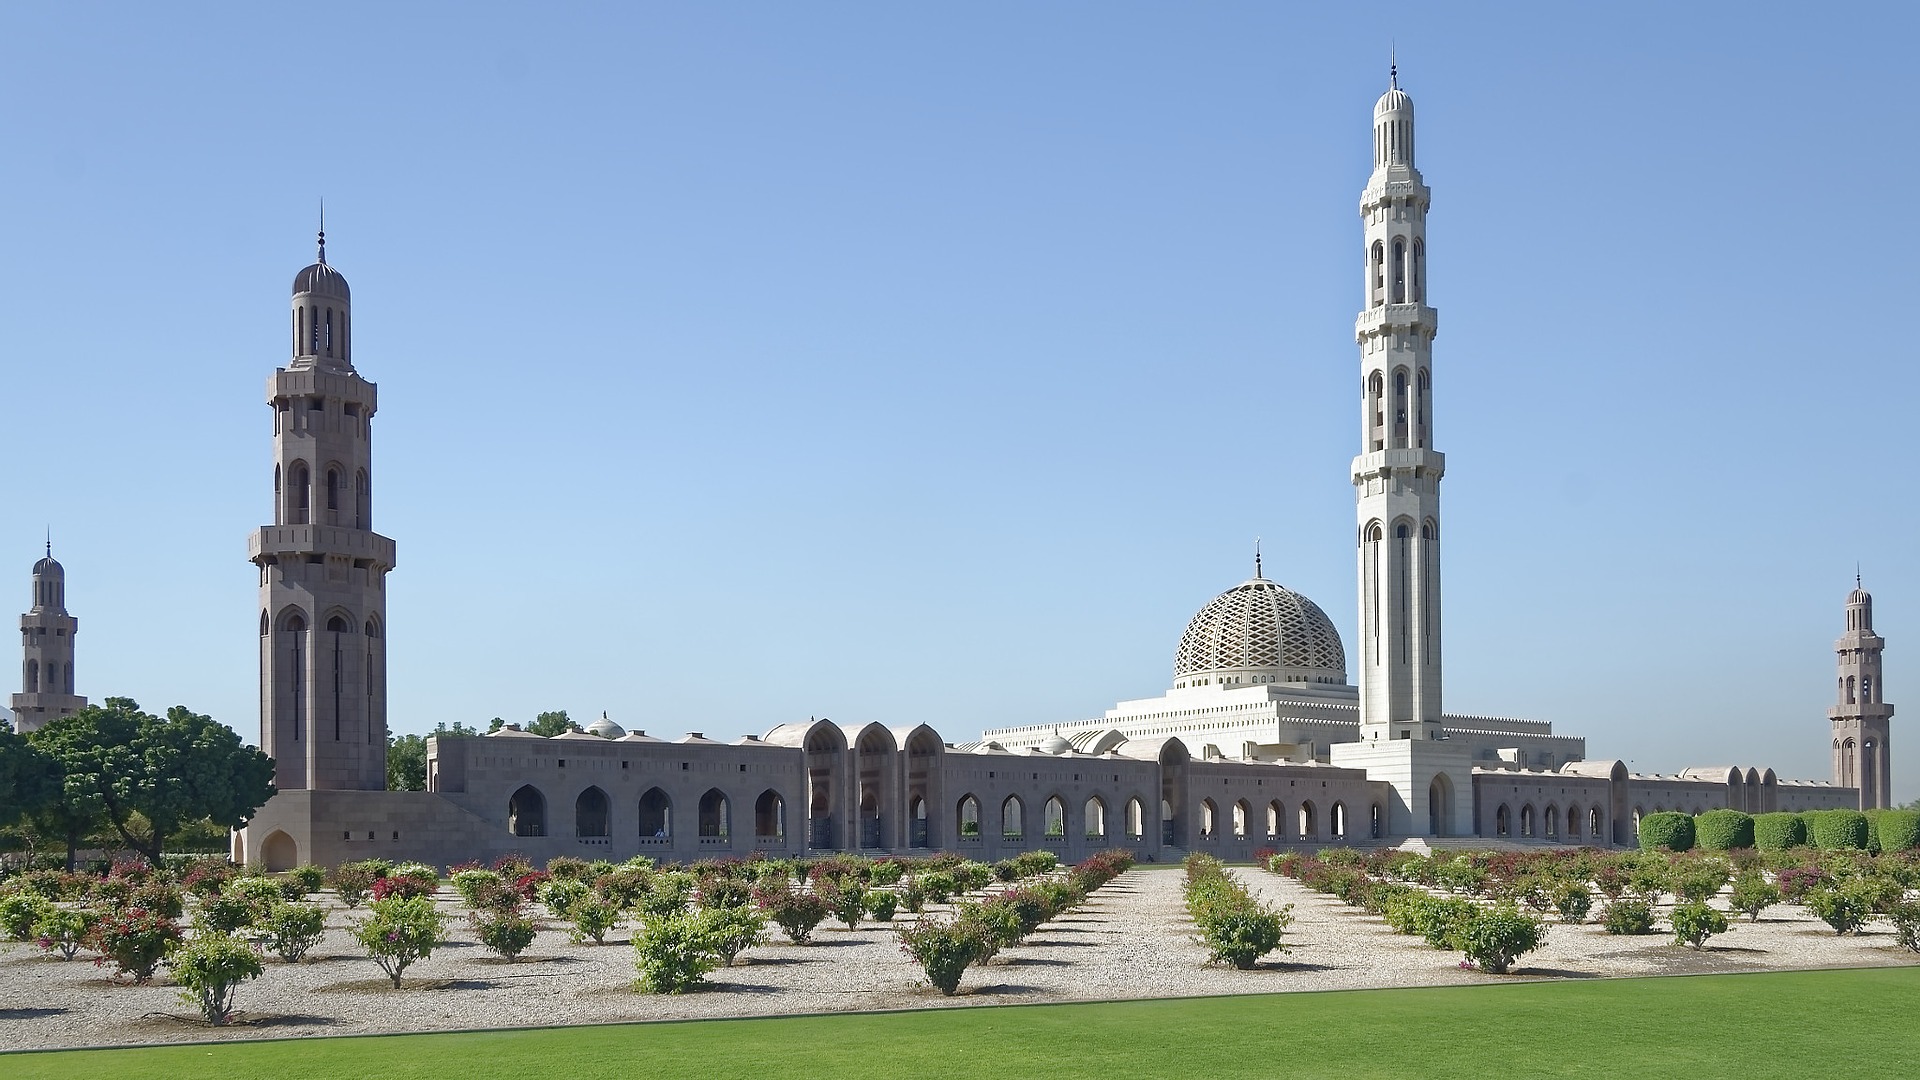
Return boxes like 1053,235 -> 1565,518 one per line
8,967 -> 1918,1079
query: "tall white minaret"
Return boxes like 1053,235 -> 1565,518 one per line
1830,580 -> 1893,809
248,225 -> 395,790
1354,62 -> 1444,742
11,544 -> 86,733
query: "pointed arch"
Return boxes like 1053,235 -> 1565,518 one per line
1126,797 -> 1145,840
1001,795 -> 1025,840
957,793 -> 981,838
1232,799 -> 1251,840
508,785 -> 547,837
755,789 -> 785,839
639,787 -> 672,838
1044,795 -> 1067,839
1084,796 -> 1107,840
575,786 -> 610,838
1200,798 -> 1219,840
698,788 -> 731,839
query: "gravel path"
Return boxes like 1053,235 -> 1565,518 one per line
2,869 -> 1915,1052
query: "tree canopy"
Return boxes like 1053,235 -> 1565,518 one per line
385,722 -> 483,791
30,698 -> 275,863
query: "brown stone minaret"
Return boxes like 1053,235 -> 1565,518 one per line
11,544 -> 86,733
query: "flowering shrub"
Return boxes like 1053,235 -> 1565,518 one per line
128,882 -> 185,920
864,889 -> 898,923
34,907 -> 97,960
916,871 -> 958,904
259,901 -> 327,963
540,877 -> 590,919
1460,903 -> 1546,974
328,863 -> 377,909
898,878 -> 927,914
639,871 -> 695,918
452,869 -> 511,910
817,878 -> 867,931
167,933 -> 263,1025
700,904 -> 767,966
1670,900 -> 1729,950
1775,865 -> 1831,904
286,865 -> 327,897
695,875 -> 751,910
491,854 -> 534,879
180,860 -> 235,899
867,859 -> 905,887
545,856 -> 593,881
372,874 -> 436,902
87,908 -> 183,983
756,887 -> 829,944
953,861 -> 994,893
1804,882 -> 1873,935
195,892 -> 261,934
351,895 -> 448,988
897,916 -> 988,995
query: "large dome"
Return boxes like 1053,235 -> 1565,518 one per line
1174,577 -> 1347,687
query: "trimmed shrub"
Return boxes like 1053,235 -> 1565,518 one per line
1672,859 -> 1731,903
756,887 -> 829,944
167,933 -> 263,1025
1553,882 -> 1594,925
818,878 -> 867,931
638,871 -> 695,918
897,915 -> 987,995
696,875 -> 752,911
33,907 -> 97,960
87,908 -> 183,983
1695,810 -> 1755,852
1183,855 -> 1292,969
1460,904 -> 1546,974
865,890 -> 899,923
1873,810 -> 1920,854
540,877 -> 590,919
1809,810 -> 1871,852
631,911 -> 719,993
1727,871 -> 1781,922
196,891 -> 260,934
259,902 -> 327,963
953,861 -> 995,893
452,869 -> 509,909
1601,899 -> 1655,936
545,856 -> 593,881
899,878 -> 927,914
471,906 -> 539,961
0,891 -> 54,941
1670,900 -> 1729,949
1637,812 -> 1695,853
916,871 -> 957,905
350,895 -> 448,987
1753,813 -> 1808,852
1775,864 -> 1830,903
286,865 -> 327,897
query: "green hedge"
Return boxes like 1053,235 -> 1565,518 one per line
1808,809 -> 1871,851
1695,809 -> 1755,851
1754,813 -> 1807,851
1637,812 -> 1695,852
1871,810 -> 1920,853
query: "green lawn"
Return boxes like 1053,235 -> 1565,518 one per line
8,967 -> 1917,1079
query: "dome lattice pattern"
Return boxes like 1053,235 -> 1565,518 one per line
1175,579 -> 1346,681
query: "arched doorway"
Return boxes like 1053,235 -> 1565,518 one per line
639,787 -> 672,838
575,786 -> 610,838
755,790 -> 784,840
509,785 -> 546,837
1428,773 -> 1454,837
261,830 -> 297,871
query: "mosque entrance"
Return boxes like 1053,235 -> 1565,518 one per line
1428,773 -> 1454,837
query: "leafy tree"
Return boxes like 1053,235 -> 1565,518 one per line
31,699 -> 275,864
528,710 -> 575,737
0,720 -> 62,834
387,733 -> 429,791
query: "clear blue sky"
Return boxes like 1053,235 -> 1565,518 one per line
3,3 -> 1914,804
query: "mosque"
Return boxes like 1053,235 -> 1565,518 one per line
12,73 -> 1886,870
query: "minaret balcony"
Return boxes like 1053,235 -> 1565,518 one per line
1355,304 -> 1437,338
250,525 -> 396,569
1351,447 -> 1445,480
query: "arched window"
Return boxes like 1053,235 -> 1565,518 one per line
1044,796 -> 1066,838
1267,800 -> 1283,838
1520,804 -> 1535,838
1200,798 -> 1218,839
508,785 -> 546,837
1545,805 -> 1559,838
1392,370 -> 1409,447
1084,797 -> 1107,840
260,610 -> 270,636
1566,804 -> 1582,839
575,786 -> 610,837
1126,798 -> 1144,840
288,462 -> 311,525
1415,369 -> 1431,447
1411,238 -> 1425,303
1391,239 -> 1406,303
1001,795 -> 1024,840
1331,801 -> 1347,839
957,794 -> 981,838
755,790 -> 784,839
355,470 -> 370,530
639,787 -> 672,838
1232,799 -> 1250,840
1370,803 -> 1382,839
1368,372 -> 1386,451
1863,675 -> 1874,703
1298,801 -> 1316,841
1847,676 -> 1857,704
25,659 -> 37,693
1496,804 -> 1511,837
698,789 -> 731,839
324,309 -> 334,356
1370,241 -> 1386,307
1590,807 -> 1604,839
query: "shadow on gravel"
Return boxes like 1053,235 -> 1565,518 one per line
1022,938 -> 1099,947
243,1013 -> 345,1029
745,956 -> 822,966
967,983 -> 1042,997
700,982 -> 780,995
473,955 -> 585,966
999,957 -> 1072,968
316,978 -> 501,992
1511,967 -> 1603,979
0,1007 -> 66,1020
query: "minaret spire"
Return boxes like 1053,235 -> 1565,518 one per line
1254,537 -> 1263,579
1390,44 -> 1398,90
317,198 -> 327,265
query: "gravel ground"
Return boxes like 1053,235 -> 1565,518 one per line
2,868 -> 1915,1052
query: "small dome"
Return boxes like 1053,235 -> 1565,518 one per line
587,715 -> 626,739
32,556 -> 63,577
1175,577 -> 1347,685
1374,86 -> 1413,120
1039,731 -> 1072,755
1849,587 -> 1872,605
293,262 -> 350,300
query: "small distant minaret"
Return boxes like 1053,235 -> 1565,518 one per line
1830,580 -> 1893,809
11,545 -> 86,733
